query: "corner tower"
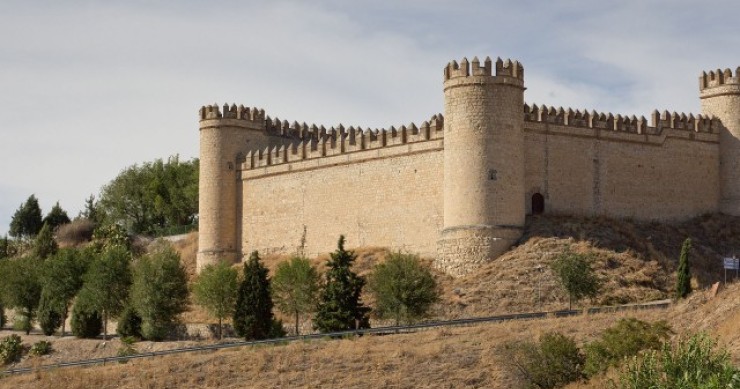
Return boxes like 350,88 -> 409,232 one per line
197,104 -> 267,272
437,57 -> 526,276
700,68 -> 740,216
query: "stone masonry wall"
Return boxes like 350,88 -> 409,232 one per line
240,140 -> 444,258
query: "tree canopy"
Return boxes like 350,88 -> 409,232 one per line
130,243 -> 189,341
9,195 -> 43,239
368,252 -> 439,326
272,256 -> 320,335
43,202 -> 71,230
193,261 -> 238,339
77,246 -> 132,339
98,155 -> 198,234
551,250 -> 601,309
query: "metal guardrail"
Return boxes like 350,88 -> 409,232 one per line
0,300 -> 671,376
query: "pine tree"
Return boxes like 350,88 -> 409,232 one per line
233,251 -> 282,340
9,195 -> 43,239
43,202 -> 71,230
675,238 -> 692,299
314,236 -> 371,333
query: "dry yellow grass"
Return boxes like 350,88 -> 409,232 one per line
3,283 -> 739,388
6,214 -> 731,387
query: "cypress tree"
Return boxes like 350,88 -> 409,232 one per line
314,235 -> 371,333
233,251 -> 282,340
33,223 -> 58,259
675,238 -> 692,299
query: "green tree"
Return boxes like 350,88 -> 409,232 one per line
70,300 -> 102,339
38,248 -> 89,336
233,251 -> 282,340
193,261 -> 238,339
314,236 -> 371,333
80,194 -> 102,224
0,257 -> 43,334
98,156 -> 198,234
43,202 -> 71,230
9,195 -> 43,239
33,222 -> 58,259
116,304 -> 142,339
130,243 -> 189,341
77,246 -> 131,339
618,333 -> 739,389
551,250 -> 601,309
368,252 -> 439,326
272,256 -> 320,335
505,332 -> 585,389
37,300 -> 63,336
675,238 -> 692,299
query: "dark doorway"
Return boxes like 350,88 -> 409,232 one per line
531,193 -> 545,215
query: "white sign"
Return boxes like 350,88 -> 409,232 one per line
723,257 -> 739,270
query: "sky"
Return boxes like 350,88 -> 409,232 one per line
0,0 -> 737,235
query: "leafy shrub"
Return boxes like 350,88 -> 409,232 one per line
56,218 -> 95,246
617,333 -> 739,389
116,305 -> 142,339
0,335 -> 23,365
29,340 -> 52,357
505,332 -> 585,389
584,318 -> 672,377
71,303 -> 102,339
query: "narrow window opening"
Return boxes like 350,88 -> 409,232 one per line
532,193 -> 545,215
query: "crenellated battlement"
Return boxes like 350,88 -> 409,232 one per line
241,114 -> 444,170
699,68 -> 740,91
199,103 -> 266,122
443,56 -> 523,81
524,103 -> 720,135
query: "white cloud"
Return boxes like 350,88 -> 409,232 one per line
0,0 -> 738,235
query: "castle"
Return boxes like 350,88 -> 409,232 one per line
197,56 -> 740,276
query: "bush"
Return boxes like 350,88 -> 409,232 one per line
617,333 -> 739,388
29,340 -> 52,357
116,336 -> 138,364
0,334 -> 23,365
584,318 -> 672,377
56,218 -> 95,246
71,303 -> 102,339
505,332 -> 585,389
550,250 -> 601,309
116,305 -> 142,339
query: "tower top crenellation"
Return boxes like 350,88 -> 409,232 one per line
443,56 -> 523,81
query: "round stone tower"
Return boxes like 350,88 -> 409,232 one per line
700,68 -> 740,216
436,56 -> 526,276
197,104 -> 266,272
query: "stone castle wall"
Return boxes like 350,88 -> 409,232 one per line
197,60 -> 740,275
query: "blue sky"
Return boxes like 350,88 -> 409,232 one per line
0,0 -> 737,235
